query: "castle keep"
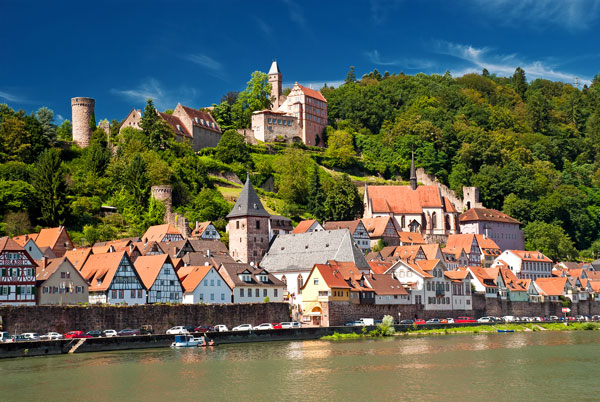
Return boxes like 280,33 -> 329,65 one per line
71,97 -> 95,147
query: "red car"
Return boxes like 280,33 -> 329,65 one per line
64,331 -> 92,339
455,317 -> 477,323
271,323 -> 282,329
194,326 -> 215,333
414,319 -> 426,325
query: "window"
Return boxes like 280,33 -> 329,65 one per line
263,289 -> 267,297
427,282 -> 431,291
204,279 -> 208,286
236,221 -> 240,229
138,290 -> 142,299
314,278 -> 319,285
217,279 -> 221,286
221,293 -> 225,301
255,288 -> 259,297
256,220 -> 261,229
210,293 -> 214,301
240,288 -> 244,297
211,279 -> 215,286
131,290 -> 136,298
112,290 -> 117,299
61,272 -> 66,278
274,289 -> 278,297
119,290 -> 124,299
199,293 -> 203,301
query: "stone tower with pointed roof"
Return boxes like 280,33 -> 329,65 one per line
268,60 -> 283,108
410,150 -> 417,191
227,175 -> 270,265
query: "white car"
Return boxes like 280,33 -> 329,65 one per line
0,332 -> 11,342
40,332 -> 63,340
166,326 -> 189,335
446,318 -> 455,324
213,325 -> 228,332
232,324 -> 253,331
477,317 -> 494,323
281,322 -> 303,329
502,316 -> 516,322
21,332 -> 41,341
253,323 -> 274,330
103,330 -> 118,337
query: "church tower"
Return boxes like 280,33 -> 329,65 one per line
268,60 -> 282,109
227,175 -> 270,265
410,150 -> 418,191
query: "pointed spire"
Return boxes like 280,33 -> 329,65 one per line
410,147 -> 417,191
227,173 -> 270,219
268,60 -> 280,75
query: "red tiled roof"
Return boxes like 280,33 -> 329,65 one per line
292,220 -> 319,234
589,280 -> 600,293
509,250 -> 553,263
368,261 -> 394,275
443,197 -> 457,213
499,267 -> 527,292
459,208 -> 521,224
420,244 -> 441,260
298,84 -> 327,102
367,274 -> 408,295
158,112 -> 193,138
142,224 -> 183,243
367,185 -> 445,214
468,266 -> 499,287
586,271 -> 600,281
361,217 -> 398,238
181,265 -> 226,293
179,105 -> 221,133
393,245 -> 423,260
64,248 -> 93,270
323,220 -> 361,234
80,252 -> 128,291
36,226 -> 71,249
313,264 -> 351,289
404,261 -> 433,278
397,231 -> 426,244
444,270 -> 469,281
0,237 -> 26,251
12,233 -> 38,247
415,259 -> 440,272
134,254 -> 171,289
535,277 -> 567,296
191,221 -> 212,237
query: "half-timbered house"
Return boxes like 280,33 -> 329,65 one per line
0,237 -> 37,306
134,254 -> 183,303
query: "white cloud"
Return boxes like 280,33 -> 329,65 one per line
183,53 -> 226,79
0,90 -> 29,103
434,40 -> 590,84
365,50 -> 434,69
469,0 -> 600,31
110,78 -> 197,110
284,80 -> 344,89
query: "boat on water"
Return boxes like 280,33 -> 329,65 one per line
171,335 -> 206,348
497,329 -> 515,333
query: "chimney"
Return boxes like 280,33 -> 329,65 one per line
42,256 -> 48,269
206,249 -> 211,258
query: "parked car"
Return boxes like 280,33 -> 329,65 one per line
86,330 -> 103,337
280,322 -> 294,329
477,316 -> 494,323
103,330 -> 118,337
0,331 -> 12,342
414,319 -> 426,325
439,319 -> 448,324
291,322 -> 302,328
40,332 -> 63,340
194,326 -> 215,333
21,332 -> 41,341
399,319 -> 414,325
10,334 -> 27,342
592,315 -> 600,321
502,316 -> 516,322
118,329 -> 140,336
455,317 -> 476,323
213,325 -> 229,332
271,323 -> 283,329
548,315 -> 559,321
253,323 -> 274,330
140,325 -> 154,335
446,318 -> 455,324
64,331 -> 92,339
575,315 -> 585,321
232,324 -> 253,331
183,326 -> 196,333
344,320 -> 365,326
426,318 -> 441,324
166,326 -> 189,335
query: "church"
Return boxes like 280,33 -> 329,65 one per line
363,154 -> 460,242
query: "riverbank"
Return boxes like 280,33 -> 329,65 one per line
321,322 -> 600,340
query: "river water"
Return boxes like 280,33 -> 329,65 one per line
1,331 -> 599,401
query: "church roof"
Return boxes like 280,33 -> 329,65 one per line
227,176 -> 270,219
459,208 -> 521,224
297,84 -> 327,102
268,60 -> 280,75
366,185 -> 446,214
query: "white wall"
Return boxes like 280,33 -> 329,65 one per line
232,285 -> 285,303
183,268 -> 232,304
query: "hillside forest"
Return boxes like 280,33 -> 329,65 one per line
1,66 -> 600,261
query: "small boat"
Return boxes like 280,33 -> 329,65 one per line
497,329 -> 515,333
171,334 -> 206,348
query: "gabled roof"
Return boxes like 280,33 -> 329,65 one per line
292,219 -> 322,234
0,237 -> 26,252
444,197 -> 457,213
366,274 -> 409,295
415,259 -> 440,272
36,257 -> 79,282
297,84 -> 327,102
142,224 -> 184,243
132,241 -> 164,256
183,252 -> 235,267
181,265 -> 228,293
158,111 -> 192,138
35,226 -> 72,250
368,261 -> 394,275
585,271 -> 600,281
191,221 -> 213,237
444,270 -> 469,281
402,261 -> 433,278
397,231 -> 426,244
310,264 -> 351,289
420,244 -> 442,260
177,104 -> 221,133
508,250 -> 552,263
393,245 -> 424,261
360,217 -> 398,238
535,277 -> 568,296
589,280 -> 600,293
80,252 -> 131,292
64,248 -> 93,270
467,266 -> 499,287
366,185 -> 445,214
447,234 -> 501,256
134,254 -> 173,289
499,267 -> 527,292
459,208 -> 521,224
259,229 -> 369,273
158,240 -> 193,257
218,263 -> 284,289
188,239 -> 229,255
327,260 -> 363,281
227,176 -> 270,219
323,220 -> 363,234
12,233 -> 38,247
93,237 -> 140,247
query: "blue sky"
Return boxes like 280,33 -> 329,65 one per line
2,0 -> 600,124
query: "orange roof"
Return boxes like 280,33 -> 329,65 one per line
35,226 -> 71,249
415,259 -> 440,272
360,217 -> 397,238
420,244 -> 441,260
586,271 -> 600,281
509,250 -> 552,263
12,233 -> 38,247
589,280 -> 600,293
460,208 -> 521,224
368,261 -> 394,274
323,220 -> 361,234
404,261 -> 433,278
367,274 -> 408,295
313,264 -> 351,289
565,268 -> 584,278
134,254 -> 171,289
443,197 -> 457,213
0,237 -> 26,252
535,277 -> 567,296
191,221 -> 212,237
367,185 -> 444,214
298,84 -> 327,102
180,265 -> 222,292
92,245 -> 113,254
468,266 -> 499,287
446,234 -> 500,256
397,231 -> 426,244
393,245 -> 423,260
327,260 -> 364,281
36,257 -> 76,282
499,267 -> 527,292
80,252 -> 129,291
444,270 -> 469,281
292,220 -> 319,234
64,248 -> 93,270
142,224 -> 183,243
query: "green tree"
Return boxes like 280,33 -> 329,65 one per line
35,107 -> 57,145
512,66 -> 527,99
32,148 -> 67,225
306,165 -> 326,220
276,148 -> 312,205
0,117 -> 31,162
140,99 -> 173,150
57,120 -> 72,141
0,180 -> 36,215
524,221 -> 577,261
325,129 -> 356,168
231,71 -> 271,128
215,130 -> 250,164
1,211 -> 32,237
345,66 -> 357,84
123,153 -> 151,207
324,174 -> 363,221
182,188 -> 231,223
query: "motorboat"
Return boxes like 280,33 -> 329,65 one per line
171,334 -> 206,348
497,329 -> 515,333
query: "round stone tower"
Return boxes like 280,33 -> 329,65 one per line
151,185 -> 173,214
71,97 -> 95,148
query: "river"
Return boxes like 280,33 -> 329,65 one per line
1,331 -> 599,401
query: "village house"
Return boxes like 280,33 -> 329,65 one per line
397,231 -> 426,246
259,229 -> 370,308
269,215 -> 293,240
323,220 -> 371,252
12,235 -> 45,260
179,264 -> 232,304
80,252 -> 146,305
459,208 -> 524,251
36,257 -> 88,305
64,248 -> 93,270
363,155 -> 459,242
492,250 -> 553,280
361,217 -> 401,247
190,221 -> 221,240
142,224 -> 185,243
466,266 -> 500,299
292,219 -> 324,234
0,237 -> 37,306
534,277 -> 572,302
134,254 -> 183,304
442,248 -> 469,270
14,226 -> 73,258
218,263 -> 285,303
158,239 -> 195,259
444,234 -> 501,267
497,266 -> 530,302
364,273 -> 411,305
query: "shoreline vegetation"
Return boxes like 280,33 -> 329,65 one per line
321,322 -> 600,340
